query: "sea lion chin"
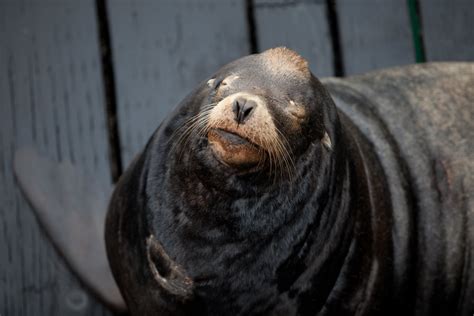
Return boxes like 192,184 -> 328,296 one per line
207,128 -> 262,169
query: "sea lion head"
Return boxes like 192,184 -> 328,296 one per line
171,47 -> 332,185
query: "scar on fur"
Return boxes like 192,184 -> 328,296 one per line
322,131 -> 332,150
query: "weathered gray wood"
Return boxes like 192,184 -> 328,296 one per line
14,147 -> 126,312
254,0 -> 335,77
336,0 -> 415,75
419,0 -> 474,61
107,0 -> 250,166
0,1 -> 113,315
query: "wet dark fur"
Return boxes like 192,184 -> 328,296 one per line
106,53 -> 474,315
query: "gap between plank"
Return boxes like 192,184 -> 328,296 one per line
95,0 -> 123,183
246,0 -> 259,54
326,0 -> 345,77
407,0 -> 426,62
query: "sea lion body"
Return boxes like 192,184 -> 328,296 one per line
325,63 -> 474,315
105,49 -> 474,315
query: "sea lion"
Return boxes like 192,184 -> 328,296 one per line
14,47 -> 473,315
104,47 -> 474,315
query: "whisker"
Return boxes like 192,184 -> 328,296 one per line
170,103 -> 217,139
168,102 -> 218,160
275,127 -> 297,182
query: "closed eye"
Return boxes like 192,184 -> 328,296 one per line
218,75 -> 239,89
288,100 -> 306,119
207,78 -> 225,90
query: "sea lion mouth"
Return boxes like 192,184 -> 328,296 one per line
208,128 -> 262,169
211,129 -> 256,147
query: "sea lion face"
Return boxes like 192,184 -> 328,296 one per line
182,47 -> 325,178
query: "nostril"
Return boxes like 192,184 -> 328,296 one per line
233,97 -> 257,124
232,98 -> 242,115
243,104 -> 254,118
244,107 -> 253,116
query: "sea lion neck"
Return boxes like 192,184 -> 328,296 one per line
141,109 -> 369,313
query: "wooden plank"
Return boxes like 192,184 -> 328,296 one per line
107,0 -> 250,166
336,0 -> 415,75
0,1 -> 113,315
419,0 -> 474,61
254,0 -> 335,77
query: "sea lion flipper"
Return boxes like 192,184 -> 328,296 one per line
13,146 -> 127,312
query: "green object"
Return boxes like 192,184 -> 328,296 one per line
407,0 -> 426,62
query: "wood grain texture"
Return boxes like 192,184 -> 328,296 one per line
336,0 -> 415,75
254,0 -> 334,77
0,1 -> 113,315
419,0 -> 474,61
107,0 -> 251,166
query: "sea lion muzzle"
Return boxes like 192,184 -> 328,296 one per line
207,92 -> 273,169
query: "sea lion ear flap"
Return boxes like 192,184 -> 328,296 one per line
146,235 -> 194,300
322,131 -> 332,150
13,146 -> 126,312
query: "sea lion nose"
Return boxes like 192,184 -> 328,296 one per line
232,97 -> 257,124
